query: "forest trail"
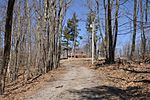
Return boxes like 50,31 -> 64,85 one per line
25,59 -> 102,100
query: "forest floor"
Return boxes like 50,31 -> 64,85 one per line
0,58 -> 150,100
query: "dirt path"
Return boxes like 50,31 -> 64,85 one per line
25,59 -> 101,100
3,58 -> 148,100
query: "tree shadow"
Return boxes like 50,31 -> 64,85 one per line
133,80 -> 150,84
94,58 -> 122,70
120,68 -> 150,74
68,85 -> 150,100
94,62 -> 110,69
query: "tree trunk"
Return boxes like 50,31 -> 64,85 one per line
108,0 -> 114,63
145,0 -> 148,23
24,0 -> 32,81
103,0 -> 109,61
0,0 -> 15,95
112,0 -> 119,62
67,40 -> 69,58
12,1 -> 21,81
130,0 -> 137,60
140,0 -> 146,60
92,20 -> 95,64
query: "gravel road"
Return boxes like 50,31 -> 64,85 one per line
25,59 -> 100,100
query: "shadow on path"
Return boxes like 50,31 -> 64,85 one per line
69,85 -> 150,100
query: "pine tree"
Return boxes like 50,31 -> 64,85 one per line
64,13 -> 80,57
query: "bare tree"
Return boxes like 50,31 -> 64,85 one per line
107,0 -> 114,63
103,0 -> 109,61
112,0 -> 119,59
0,0 -> 15,95
11,1 -> 22,81
139,0 -> 146,60
130,0 -> 137,60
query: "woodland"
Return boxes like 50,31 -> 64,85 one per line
0,0 -> 150,99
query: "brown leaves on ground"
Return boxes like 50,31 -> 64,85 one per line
0,65 -> 66,100
94,61 -> 150,99
0,58 -> 149,100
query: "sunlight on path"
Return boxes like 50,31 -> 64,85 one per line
25,60 -> 101,100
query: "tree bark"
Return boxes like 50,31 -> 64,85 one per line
108,0 -> 114,63
103,0 -> 109,61
140,0 -> 146,60
0,0 -> 15,95
112,0 -> 119,62
130,0 -> 137,60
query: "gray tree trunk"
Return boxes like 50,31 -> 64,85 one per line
130,0 -> 137,60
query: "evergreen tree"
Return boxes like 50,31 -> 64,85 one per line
63,13 -> 81,57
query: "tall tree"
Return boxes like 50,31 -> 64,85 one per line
130,0 -> 137,59
63,27 -> 71,58
107,0 -> 113,63
26,0 -> 32,80
107,0 -> 119,63
140,0 -> 146,60
103,0 -> 109,61
112,0 -> 119,61
11,0 -> 22,81
0,0 -> 15,94
66,13 -> 80,57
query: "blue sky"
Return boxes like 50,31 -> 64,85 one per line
65,0 -> 150,51
66,0 -> 129,47
65,0 -> 88,46
0,0 -> 149,50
